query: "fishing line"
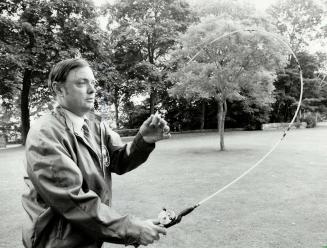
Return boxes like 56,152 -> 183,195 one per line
156,29 -> 304,228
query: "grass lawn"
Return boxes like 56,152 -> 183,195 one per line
1,125 -> 327,248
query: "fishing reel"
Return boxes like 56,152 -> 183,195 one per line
157,205 -> 198,228
132,205 -> 198,247
157,208 -> 177,227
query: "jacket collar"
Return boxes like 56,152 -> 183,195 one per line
61,108 -> 85,135
54,105 -> 103,131
53,106 -> 103,165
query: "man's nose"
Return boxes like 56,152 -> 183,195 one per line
88,82 -> 95,94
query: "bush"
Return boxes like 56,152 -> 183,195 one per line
303,114 -> 317,128
115,129 -> 138,137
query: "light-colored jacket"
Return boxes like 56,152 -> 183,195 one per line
22,107 -> 155,248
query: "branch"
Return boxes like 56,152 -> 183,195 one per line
230,53 -> 253,82
202,47 -> 226,90
318,74 -> 327,87
0,37 -> 11,45
232,66 -> 245,82
22,22 -> 36,49
202,47 -> 220,71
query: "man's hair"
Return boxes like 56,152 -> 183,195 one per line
48,58 -> 90,93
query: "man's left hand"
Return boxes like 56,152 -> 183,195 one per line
139,112 -> 171,143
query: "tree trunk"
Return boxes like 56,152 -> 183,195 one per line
315,112 -> 318,123
148,38 -> 157,115
113,86 -> 120,129
114,103 -> 119,129
217,99 -> 227,151
20,20 -> 36,144
200,100 -> 205,130
149,88 -> 157,114
21,69 -> 32,145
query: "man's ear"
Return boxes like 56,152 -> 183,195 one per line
52,81 -> 64,96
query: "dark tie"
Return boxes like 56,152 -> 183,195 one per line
82,120 -> 96,150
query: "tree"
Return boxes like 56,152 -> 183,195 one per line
267,0 -> 325,52
169,16 -> 287,150
270,51 -> 327,123
107,0 -> 196,114
300,52 -> 327,121
316,52 -> 327,91
267,0 -> 327,124
192,0 -> 256,19
94,61 -> 143,129
0,0 -> 107,144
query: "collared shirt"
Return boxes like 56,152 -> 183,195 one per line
60,107 -> 102,155
60,105 -> 132,155
61,107 -> 86,136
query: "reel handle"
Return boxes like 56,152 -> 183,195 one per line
132,205 -> 198,247
163,205 -> 198,228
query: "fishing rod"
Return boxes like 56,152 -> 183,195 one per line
155,29 -> 304,230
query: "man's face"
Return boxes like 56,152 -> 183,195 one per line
58,66 -> 96,116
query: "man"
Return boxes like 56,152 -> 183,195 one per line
22,58 -> 170,248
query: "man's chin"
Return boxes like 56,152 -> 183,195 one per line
84,104 -> 94,111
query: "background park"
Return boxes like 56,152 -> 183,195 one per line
0,0 -> 327,247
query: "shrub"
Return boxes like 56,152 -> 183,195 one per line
115,129 -> 139,137
303,114 -> 317,128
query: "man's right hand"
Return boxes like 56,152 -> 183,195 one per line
134,219 -> 167,246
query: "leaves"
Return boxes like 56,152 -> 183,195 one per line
108,0 -> 195,112
0,0 -> 113,142
268,0 -> 325,52
169,15 -> 286,107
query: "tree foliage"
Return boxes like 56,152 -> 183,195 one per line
0,0 -> 326,146
0,0 -> 108,143
169,15 -> 288,150
107,0 -> 196,114
267,0 -> 327,123
268,0 -> 325,52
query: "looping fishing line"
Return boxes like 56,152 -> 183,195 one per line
185,29 -> 304,207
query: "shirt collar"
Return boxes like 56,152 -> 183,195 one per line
61,108 -> 86,135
